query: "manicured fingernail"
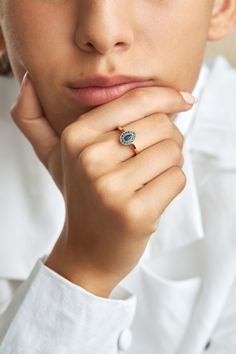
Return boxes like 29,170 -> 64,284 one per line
180,91 -> 198,105
16,73 -> 30,102
20,72 -> 29,91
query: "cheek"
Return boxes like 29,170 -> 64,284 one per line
1,1 -> 73,82
145,3 -> 211,91
1,7 -> 46,82
1,1 -> 79,134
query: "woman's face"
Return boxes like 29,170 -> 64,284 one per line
0,0 -> 215,134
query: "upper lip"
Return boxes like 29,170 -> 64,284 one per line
67,75 -> 154,88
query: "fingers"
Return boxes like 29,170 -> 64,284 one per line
75,112 -> 184,180
63,86 -> 197,156
80,86 -> 196,133
10,72 -> 59,166
111,138 -> 184,192
107,112 -> 183,159
133,166 -> 186,225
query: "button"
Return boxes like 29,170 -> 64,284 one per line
118,329 -> 132,351
204,340 -> 211,350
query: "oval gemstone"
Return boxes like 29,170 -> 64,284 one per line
120,131 -> 136,145
124,133 -> 132,142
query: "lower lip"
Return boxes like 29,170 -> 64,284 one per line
65,81 -> 154,106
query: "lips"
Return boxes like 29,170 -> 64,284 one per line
65,75 -> 154,106
67,74 -> 153,88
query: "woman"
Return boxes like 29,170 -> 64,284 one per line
0,1 -> 236,353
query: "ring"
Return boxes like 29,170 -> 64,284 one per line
117,126 -> 138,155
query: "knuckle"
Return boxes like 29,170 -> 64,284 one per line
126,200 -> 156,235
178,131 -> 184,148
123,199 -> 143,223
164,139 -> 182,163
10,104 -> 18,121
119,199 -> 146,232
61,121 -> 85,145
151,114 -> 184,150
152,112 -> 168,125
157,112 -> 170,123
95,179 -> 144,229
171,124 -> 184,149
171,166 -> 187,190
79,145 -> 99,171
61,123 -> 84,155
61,126 -> 75,149
95,174 -> 121,203
125,87 -> 150,105
156,113 -> 176,134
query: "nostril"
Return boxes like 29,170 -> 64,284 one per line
115,42 -> 126,48
86,42 -> 94,48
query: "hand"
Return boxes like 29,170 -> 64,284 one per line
11,73 -> 196,297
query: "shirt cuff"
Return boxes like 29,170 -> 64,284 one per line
0,258 -> 137,354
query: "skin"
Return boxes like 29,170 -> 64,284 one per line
0,0 -> 234,133
0,0 -> 236,297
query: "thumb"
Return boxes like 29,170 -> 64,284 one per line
10,72 -> 59,166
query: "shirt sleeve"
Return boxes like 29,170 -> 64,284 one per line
0,258 -> 137,354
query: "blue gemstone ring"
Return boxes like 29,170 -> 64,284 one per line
117,126 -> 138,155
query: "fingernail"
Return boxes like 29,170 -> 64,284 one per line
16,73 -> 29,102
180,91 -> 198,105
20,72 -> 29,92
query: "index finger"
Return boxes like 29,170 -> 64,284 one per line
64,86 -> 197,153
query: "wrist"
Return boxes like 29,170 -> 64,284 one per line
44,237 -> 119,298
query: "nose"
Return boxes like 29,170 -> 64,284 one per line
75,1 -> 134,55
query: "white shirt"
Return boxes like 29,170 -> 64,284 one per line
0,56 -> 236,354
